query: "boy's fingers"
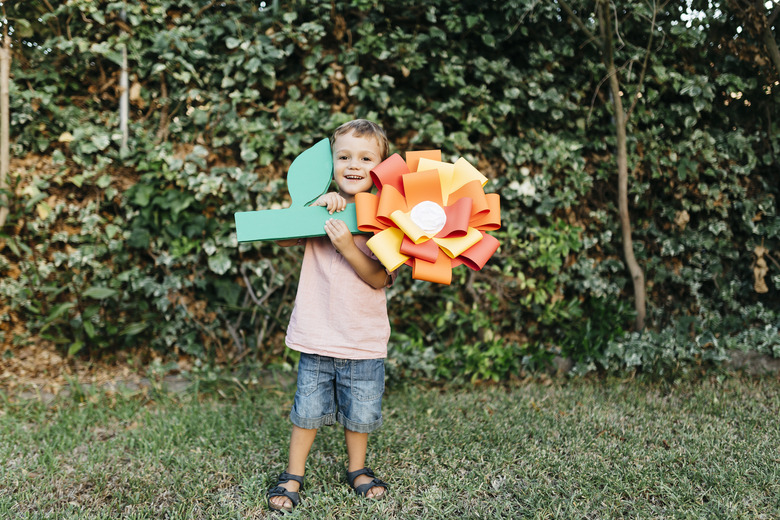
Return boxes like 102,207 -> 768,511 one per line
326,218 -> 346,232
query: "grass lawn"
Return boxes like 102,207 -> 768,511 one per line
1,373 -> 778,519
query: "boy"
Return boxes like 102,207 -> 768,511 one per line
268,120 -> 393,512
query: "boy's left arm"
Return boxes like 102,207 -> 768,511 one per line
324,218 -> 390,289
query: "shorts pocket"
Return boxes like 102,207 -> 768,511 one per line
350,359 -> 385,402
295,353 -> 321,398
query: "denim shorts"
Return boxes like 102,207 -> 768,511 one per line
290,353 -> 385,434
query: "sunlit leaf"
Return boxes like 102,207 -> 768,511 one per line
82,287 -> 118,300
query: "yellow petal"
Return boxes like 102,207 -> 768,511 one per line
453,157 -> 488,189
367,228 -> 409,271
416,157 -> 455,176
433,227 -> 483,258
389,209 -> 430,244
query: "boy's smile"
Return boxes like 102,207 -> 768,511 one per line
332,131 -> 382,202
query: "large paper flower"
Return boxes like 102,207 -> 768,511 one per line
355,150 -> 501,285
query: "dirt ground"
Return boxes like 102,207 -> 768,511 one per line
0,339 -> 191,403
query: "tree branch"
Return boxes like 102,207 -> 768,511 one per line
557,0 -> 603,49
753,0 -> 780,79
0,24 -> 10,230
599,0 -> 647,330
768,5 -> 779,27
197,1 -> 218,18
156,72 -> 170,143
627,0 -> 659,118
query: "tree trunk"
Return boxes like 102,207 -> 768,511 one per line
760,16 -> 780,79
599,1 -> 647,331
0,27 -> 10,229
119,7 -> 129,151
609,74 -> 647,331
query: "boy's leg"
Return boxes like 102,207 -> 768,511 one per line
270,425 -> 317,510
344,429 -> 386,498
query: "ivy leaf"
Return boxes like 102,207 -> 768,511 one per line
68,341 -> 85,357
90,134 -> 111,151
132,185 -> 154,207
226,37 -> 242,50
83,320 -> 96,339
122,322 -> 149,336
82,287 -> 118,299
208,251 -> 232,275
13,18 -> 34,38
44,302 -> 76,325
240,145 -> 259,163
345,65 -> 360,86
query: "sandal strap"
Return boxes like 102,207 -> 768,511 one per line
346,467 -> 373,486
346,467 -> 388,496
267,472 -> 304,511
267,486 -> 300,502
276,471 -> 304,488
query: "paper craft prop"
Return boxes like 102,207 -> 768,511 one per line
234,138 -> 363,242
356,151 -> 501,285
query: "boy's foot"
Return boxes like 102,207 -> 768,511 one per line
267,472 -> 304,512
352,473 -> 386,498
346,467 -> 388,499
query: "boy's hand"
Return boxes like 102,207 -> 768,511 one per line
324,218 -> 355,253
311,192 -> 347,214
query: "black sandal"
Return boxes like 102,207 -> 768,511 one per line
267,472 -> 304,512
346,467 -> 388,499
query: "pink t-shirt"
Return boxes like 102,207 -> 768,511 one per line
285,236 -> 394,359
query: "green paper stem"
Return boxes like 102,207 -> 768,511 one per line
234,138 -> 365,242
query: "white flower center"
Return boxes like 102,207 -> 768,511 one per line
410,201 -> 447,236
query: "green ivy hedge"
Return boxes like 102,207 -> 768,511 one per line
0,0 -> 777,380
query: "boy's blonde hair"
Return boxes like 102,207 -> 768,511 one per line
331,119 -> 389,161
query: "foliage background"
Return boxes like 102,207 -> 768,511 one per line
1,0 -> 778,381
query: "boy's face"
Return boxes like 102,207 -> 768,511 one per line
332,131 -> 382,202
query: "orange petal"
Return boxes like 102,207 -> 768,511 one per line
400,236 -> 440,263
469,193 -> 501,231
376,184 -> 408,227
437,197 -> 472,238
411,250 -> 453,285
458,232 -> 500,270
405,150 -> 441,173
371,154 -> 408,194
402,169 -> 444,207
355,192 -> 386,232
447,179 -> 488,215
417,158 -> 455,202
